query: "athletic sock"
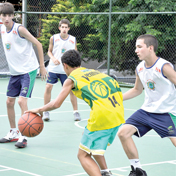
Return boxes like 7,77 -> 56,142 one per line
101,169 -> 110,172
129,159 -> 141,169
73,110 -> 78,114
11,128 -> 17,132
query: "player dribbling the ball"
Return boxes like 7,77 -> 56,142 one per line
26,49 -> 125,176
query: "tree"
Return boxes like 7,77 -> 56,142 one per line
39,0 -> 176,73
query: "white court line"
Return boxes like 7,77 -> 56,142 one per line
0,92 -> 5,95
0,92 -> 88,105
0,108 -> 134,117
64,160 -> 176,176
74,119 -> 88,129
0,168 -> 11,171
0,92 -> 137,109
0,109 -> 91,117
0,94 -> 156,137
64,173 -> 86,176
0,165 -> 42,176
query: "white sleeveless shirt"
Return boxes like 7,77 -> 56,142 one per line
48,34 -> 76,74
136,57 -> 176,115
1,23 -> 39,75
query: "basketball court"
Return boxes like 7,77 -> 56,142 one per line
0,78 -> 175,176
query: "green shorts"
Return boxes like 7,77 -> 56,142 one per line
79,125 -> 121,155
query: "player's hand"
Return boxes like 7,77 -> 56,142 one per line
39,66 -> 48,81
53,58 -> 60,65
25,109 -> 43,118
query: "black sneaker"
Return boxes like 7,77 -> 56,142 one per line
101,170 -> 112,176
129,165 -> 136,176
15,137 -> 27,148
136,167 -> 147,176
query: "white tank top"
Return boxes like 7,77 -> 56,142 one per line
136,58 -> 176,115
48,34 -> 76,74
1,23 -> 39,75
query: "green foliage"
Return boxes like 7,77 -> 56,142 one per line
39,0 -> 176,73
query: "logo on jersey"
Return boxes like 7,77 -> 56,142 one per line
146,79 -> 155,90
13,30 -> 18,35
82,71 -> 100,81
81,69 -> 91,73
5,42 -> 11,50
155,67 -> 161,73
69,39 -> 74,44
1,30 -> 5,34
61,48 -> 66,53
55,39 -> 60,42
90,80 -> 109,98
168,126 -> 174,135
138,67 -> 143,73
22,87 -> 28,94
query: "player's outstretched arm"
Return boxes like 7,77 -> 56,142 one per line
162,63 -> 176,85
18,26 -> 47,81
26,79 -> 74,117
123,71 -> 143,101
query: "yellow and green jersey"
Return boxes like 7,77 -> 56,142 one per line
69,67 -> 125,132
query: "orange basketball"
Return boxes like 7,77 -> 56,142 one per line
18,112 -> 44,137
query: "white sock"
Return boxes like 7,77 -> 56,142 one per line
73,110 -> 78,114
11,128 -> 17,132
19,134 -> 27,139
129,159 -> 141,169
101,169 -> 109,172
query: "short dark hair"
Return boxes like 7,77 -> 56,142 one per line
0,3 -> 3,14
61,50 -> 81,68
59,19 -> 70,27
137,34 -> 158,52
1,2 -> 14,15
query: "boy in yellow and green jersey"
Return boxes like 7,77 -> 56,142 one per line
27,50 -> 125,176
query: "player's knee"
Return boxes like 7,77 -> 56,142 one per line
77,151 -> 82,161
6,98 -> 15,107
18,98 -> 25,108
117,128 -> 127,140
18,99 -> 22,107
171,139 -> 176,147
77,149 -> 87,161
118,125 -> 136,140
45,84 -> 53,93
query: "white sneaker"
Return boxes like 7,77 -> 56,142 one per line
73,112 -> 81,121
43,111 -> 50,121
0,130 -> 20,143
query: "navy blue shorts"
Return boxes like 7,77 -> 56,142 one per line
46,72 -> 67,85
7,69 -> 37,98
125,109 -> 176,138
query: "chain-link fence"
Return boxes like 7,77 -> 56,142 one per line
0,0 -> 176,86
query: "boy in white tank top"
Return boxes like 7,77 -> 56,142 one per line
43,19 -> 81,122
0,2 -> 47,148
117,34 -> 176,176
